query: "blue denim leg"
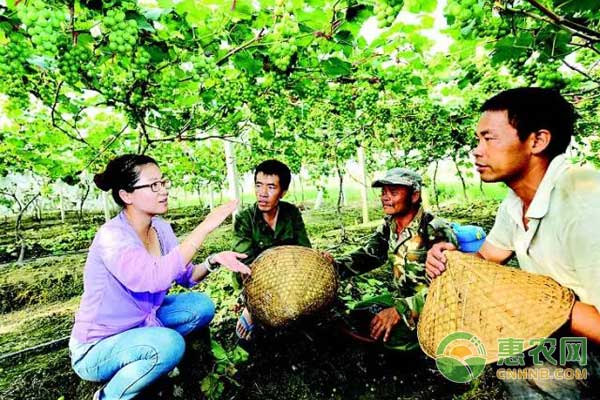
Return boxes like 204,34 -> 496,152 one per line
72,327 -> 185,400
157,292 -> 215,336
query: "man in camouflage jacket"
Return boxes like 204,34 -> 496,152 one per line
334,168 -> 456,350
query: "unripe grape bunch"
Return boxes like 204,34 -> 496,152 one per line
103,10 -> 138,54
0,39 -> 30,75
132,49 -> 152,80
17,6 -> 65,55
269,0 -> 300,72
59,46 -> 92,84
444,0 -> 510,38
374,0 -> 403,29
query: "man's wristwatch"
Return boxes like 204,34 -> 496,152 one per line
206,254 -> 219,272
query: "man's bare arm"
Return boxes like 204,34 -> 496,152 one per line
570,301 -> 600,345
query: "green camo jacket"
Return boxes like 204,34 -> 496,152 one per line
334,207 -> 457,323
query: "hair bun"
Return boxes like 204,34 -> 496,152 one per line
93,172 -> 112,192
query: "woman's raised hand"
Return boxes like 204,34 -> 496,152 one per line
199,200 -> 239,235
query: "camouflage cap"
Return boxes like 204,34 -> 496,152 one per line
371,168 -> 422,191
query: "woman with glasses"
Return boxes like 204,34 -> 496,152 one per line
69,154 -> 251,400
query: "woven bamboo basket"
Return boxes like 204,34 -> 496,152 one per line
418,251 -> 574,364
244,245 -> 338,328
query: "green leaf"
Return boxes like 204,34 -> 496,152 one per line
76,33 -> 94,47
230,0 -> 254,19
406,0 -> 436,13
321,57 -> 352,77
297,8 -> 330,31
140,7 -> 172,21
175,0 -> 211,26
232,51 -> 263,75
554,0 -> 600,12
210,340 -> 229,362
134,16 -> 156,32
26,55 -> 55,70
408,32 -> 433,53
230,346 -> 249,364
420,15 -> 435,29
491,34 -> 532,64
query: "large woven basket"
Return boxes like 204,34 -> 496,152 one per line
418,251 -> 574,364
244,245 -> 338,328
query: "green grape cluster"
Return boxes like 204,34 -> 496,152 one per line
374,0 -> 403,29
355,89 -> 379,118
191,51 -> 215,80
130,88 -> 144,106
59,46 -> 92,84
104,10 -> 138,54
262,73 -> 288,92
270,16 -> 299,70
147,72 -> 181,102
536,68 -> 566,89
18,6 -> 64,54
0,40 -> 29,75
239,79 -> 256,101
100,84 -> 117,99
575,49 -> 598,69
445,0 -> 509,38
132,49 -> 151,80
216,79 -> 247,109
517,60 -> 565,89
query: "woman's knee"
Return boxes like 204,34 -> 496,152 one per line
153,328 -> 186,367
187,292 -> 215,328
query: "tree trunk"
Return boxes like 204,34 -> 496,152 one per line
357,146 -> 369,224
314,187 -> 324,210
197,184 -> 203,207
335,166 -> 347,243
336,165 -> 344,213
15,193 -> 40,264
453,156 -> 469,202
209,184 -> 215,210
79,184 -> 90,221
16,210 -> 26,264
102,191 -> 111,223
59,189 -> 65,223
36,198 -> 42,222
224,140 -> 240,214
432,160 -> 440,210
291,176 -> 299,203
33,198 -> 42,224
299,174 -> 305,204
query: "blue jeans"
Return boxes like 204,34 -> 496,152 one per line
71,292 -> 215,400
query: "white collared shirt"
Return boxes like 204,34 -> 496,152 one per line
487,154 -> 600,311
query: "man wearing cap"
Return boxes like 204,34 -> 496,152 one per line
332,168 -> 456,349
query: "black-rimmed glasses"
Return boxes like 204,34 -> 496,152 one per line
131,178 -> 172,192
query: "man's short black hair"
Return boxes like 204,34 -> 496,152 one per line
254,159 -> 292,190
480,87 -> 576,160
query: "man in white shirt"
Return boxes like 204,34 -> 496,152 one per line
426,87 -> 599,399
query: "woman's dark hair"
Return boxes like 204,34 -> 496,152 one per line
254,159 -> 291,190
480,87 -> 576,160
94,154 -> 158,207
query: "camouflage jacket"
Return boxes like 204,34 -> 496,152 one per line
334,207 -> 457,323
